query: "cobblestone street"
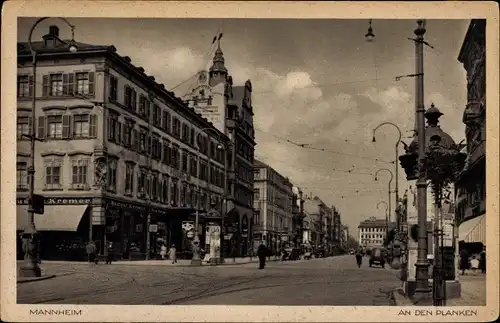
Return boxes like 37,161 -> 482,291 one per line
17,256 -> 400,305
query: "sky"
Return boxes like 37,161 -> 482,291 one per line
18,18 -> 471,233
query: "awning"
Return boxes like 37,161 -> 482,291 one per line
17,205 -> 89,231
458,215 -> 485,244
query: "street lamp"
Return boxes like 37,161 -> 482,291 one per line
192,128 -> 228,265
373,122 -> 403,267
374,168 -> 393,247
19,17 -> 77,278
377,201 -> 389,244
365,19 -> 375,42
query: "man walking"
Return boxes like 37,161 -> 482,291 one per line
480,246 -> 486,274
257,243 -> 267,269
86,240 -> 97,264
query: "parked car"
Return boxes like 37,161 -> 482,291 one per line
369,247 -> 385,267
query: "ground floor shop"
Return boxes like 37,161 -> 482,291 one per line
16,195 -> 213,261
224,204 -> 254,258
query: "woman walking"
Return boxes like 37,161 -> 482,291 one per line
168,244 -> 177,264
160,244 -> 167,260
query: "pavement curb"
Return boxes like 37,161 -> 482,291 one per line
17,275 -> 56,284
111,258 -> 283,267
392,288 -> 415,306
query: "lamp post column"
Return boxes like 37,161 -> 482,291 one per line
21,17 -> 76,277
221,144 -> 228,263
19,50 -> 41,277
414,19 -> 430,296
191,146 -> 202,265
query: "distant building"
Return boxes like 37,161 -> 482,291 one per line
16,25 -> 227,260
455,19 -> 486,252
357,217 -> 396,248
291,186 -> 305,247
253,159 -> 293,253
303,195 -> 336,249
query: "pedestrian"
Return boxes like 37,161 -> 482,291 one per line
355,246 -> 363,268
470,255 -> 479,275
168,244 -> 177,264
257,243 -> 267,269
86,240 -> 96,264
160,244 -> 167,260
105,241 -> 114,264
459,247 -> 469,275
480,246 -> 486,274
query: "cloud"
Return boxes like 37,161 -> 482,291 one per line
128,44 -> 465,233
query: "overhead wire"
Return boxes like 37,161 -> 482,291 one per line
255,128 -> 393,164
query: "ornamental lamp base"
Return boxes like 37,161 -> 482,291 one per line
19,264 -> 42,278
190,258 -> 202,266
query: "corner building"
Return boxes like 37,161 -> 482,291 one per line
182,40 -> 256,257
16,25 -> 227,260
253,160 -> 294,254
455,19 -> 486,253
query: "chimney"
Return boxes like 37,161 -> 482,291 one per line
49,25 -> 60,38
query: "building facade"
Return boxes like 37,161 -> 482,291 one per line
291,186 -> 305,247
303,196 -> 332,248
252,159 -> 293,254
183,39 -> 256,257
455,19 -> 486,252
16,25 -> 228,260
357,217 -> 396,249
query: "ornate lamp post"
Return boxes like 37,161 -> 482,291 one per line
421,104 -> 467,306
374,168 -> 394,247
367,19 -> 433,299
192,128 -> 228,265
20,18 -> 77,278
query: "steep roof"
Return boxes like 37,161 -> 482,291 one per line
253,159 -> 269,169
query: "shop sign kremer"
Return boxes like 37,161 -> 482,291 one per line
16,197 -> 92,205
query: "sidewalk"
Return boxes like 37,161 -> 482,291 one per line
392,270 -> 486,306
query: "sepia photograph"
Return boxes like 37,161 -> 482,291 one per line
2,1 -> 499,322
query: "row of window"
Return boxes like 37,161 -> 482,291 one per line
234,185 -> 254,209
118,160 -> 221,209
360,234 -> 384,239
108,115 -> 225,188
17,157 -> 222,210
17,114 -> 98,140
17,157 -> 92,191
360,227 -> 386,233
236,138 -> 254,163
17,72 -> 95,98
17,72 -> 226,164
236,163 -> 253,184
360,240 -> 384,245
109,75 -> 225,162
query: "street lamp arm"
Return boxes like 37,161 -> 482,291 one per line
28,17 -> 76,56
373,122 -> 402,146
377,201 -> 388,211
374,168 -> 394,186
